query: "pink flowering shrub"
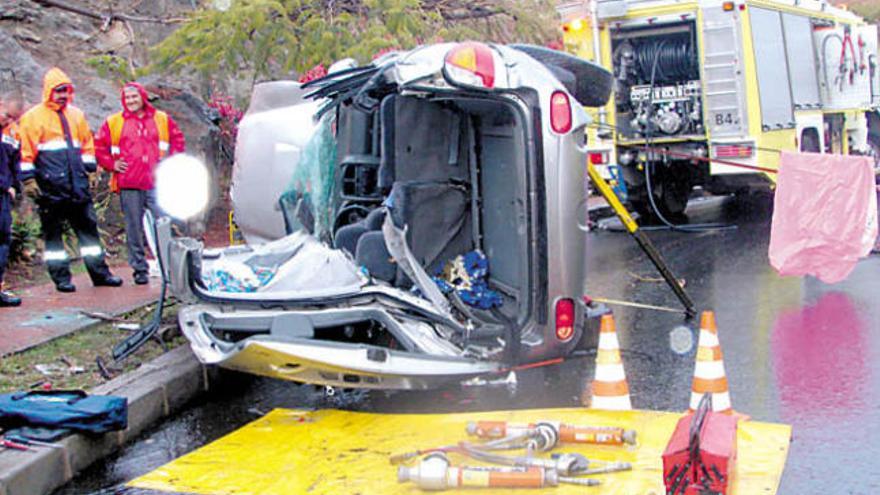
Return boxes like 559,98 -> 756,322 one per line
207,91 -> 244,148
298,64 -> 328,83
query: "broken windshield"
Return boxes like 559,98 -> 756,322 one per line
279,113 -> 339,240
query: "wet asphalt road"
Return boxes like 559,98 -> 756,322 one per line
56,194 -> 880,495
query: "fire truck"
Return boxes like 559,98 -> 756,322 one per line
560,0 -> 880,220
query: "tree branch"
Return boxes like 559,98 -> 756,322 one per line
32,0 -> 187,24
322,0 -> 508,22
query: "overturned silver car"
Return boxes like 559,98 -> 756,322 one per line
161,42 -> 612,390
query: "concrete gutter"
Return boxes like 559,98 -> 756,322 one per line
0,346 -> 217,495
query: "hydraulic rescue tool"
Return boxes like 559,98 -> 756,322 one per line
391,420 -> 633,490
467,420 -> 638,446
456,444 -> 631,477
397,453 -> 602,490
587,163 -> 696,318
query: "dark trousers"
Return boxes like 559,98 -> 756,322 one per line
120,189 -> 160,276
0,194 -> 11,285
38,199 -> 113,285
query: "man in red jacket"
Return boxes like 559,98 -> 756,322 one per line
95,83 -> 185,285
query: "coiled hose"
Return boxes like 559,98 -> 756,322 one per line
635,38 -> 696,83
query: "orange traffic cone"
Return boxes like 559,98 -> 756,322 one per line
690,311 -> 731,413
584,314 -> 632,410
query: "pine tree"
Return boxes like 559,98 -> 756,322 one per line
150,0 -> 560,85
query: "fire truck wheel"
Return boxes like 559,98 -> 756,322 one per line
868,134 -> 880,178
628,167 -> 690,223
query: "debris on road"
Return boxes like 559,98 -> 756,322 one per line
460,371 -> 518,391
34,358 -> 84,377
79,310 -> 134,324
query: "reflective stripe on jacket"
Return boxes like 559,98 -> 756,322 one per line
18,68 -> 96,203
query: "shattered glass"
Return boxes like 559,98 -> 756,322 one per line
283,113 -> 338,239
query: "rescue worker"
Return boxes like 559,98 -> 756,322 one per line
95,82 -> 185,285
18,68 -> 122,292
0,93 -> 24,306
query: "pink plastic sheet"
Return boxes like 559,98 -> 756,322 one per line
769,152 -> 878,283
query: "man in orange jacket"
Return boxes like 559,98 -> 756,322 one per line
95,83 -> 185,285
18,68 -> 121,292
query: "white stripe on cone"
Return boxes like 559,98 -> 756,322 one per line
598,334 -> 620,350
595,363 -> 626,382
592,394 -> 632,411
691,391 -> 731,411
694,360 -> 727,380
699,330 -> 720,347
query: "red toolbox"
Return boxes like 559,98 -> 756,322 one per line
662,395 -> 738,495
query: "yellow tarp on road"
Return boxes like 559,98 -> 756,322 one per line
129,408 -> 791,495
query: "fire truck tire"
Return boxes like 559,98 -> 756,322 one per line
868,133 -> 880,179
628,166 -> 690,223
800,129 -> 821,153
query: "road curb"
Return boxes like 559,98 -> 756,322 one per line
0,345 -> 217,495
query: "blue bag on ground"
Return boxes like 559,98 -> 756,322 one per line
0,390 -> 127,434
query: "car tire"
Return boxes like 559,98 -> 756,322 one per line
510,44 -> 613,107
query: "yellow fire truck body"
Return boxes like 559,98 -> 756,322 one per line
561,0 -> 879,218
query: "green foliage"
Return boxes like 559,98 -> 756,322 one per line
9,209 -> 39,265
85,55 -> 141,86
149,0 -> 559,84
851,4 -> 880,23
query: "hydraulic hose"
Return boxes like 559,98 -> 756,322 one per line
635,38 -> 696,83
642,41 -> 736,233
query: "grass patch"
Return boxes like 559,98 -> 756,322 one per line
0,304 -> 185,393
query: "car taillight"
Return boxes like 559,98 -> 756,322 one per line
555,298 -> 575,341
550,91 -> 573,134
713,144 -> 753,158
444,42 -> 496,89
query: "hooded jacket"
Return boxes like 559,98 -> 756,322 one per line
0,122 -> 20,194
95,82 -> 185,191
18,68 -> 96,203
